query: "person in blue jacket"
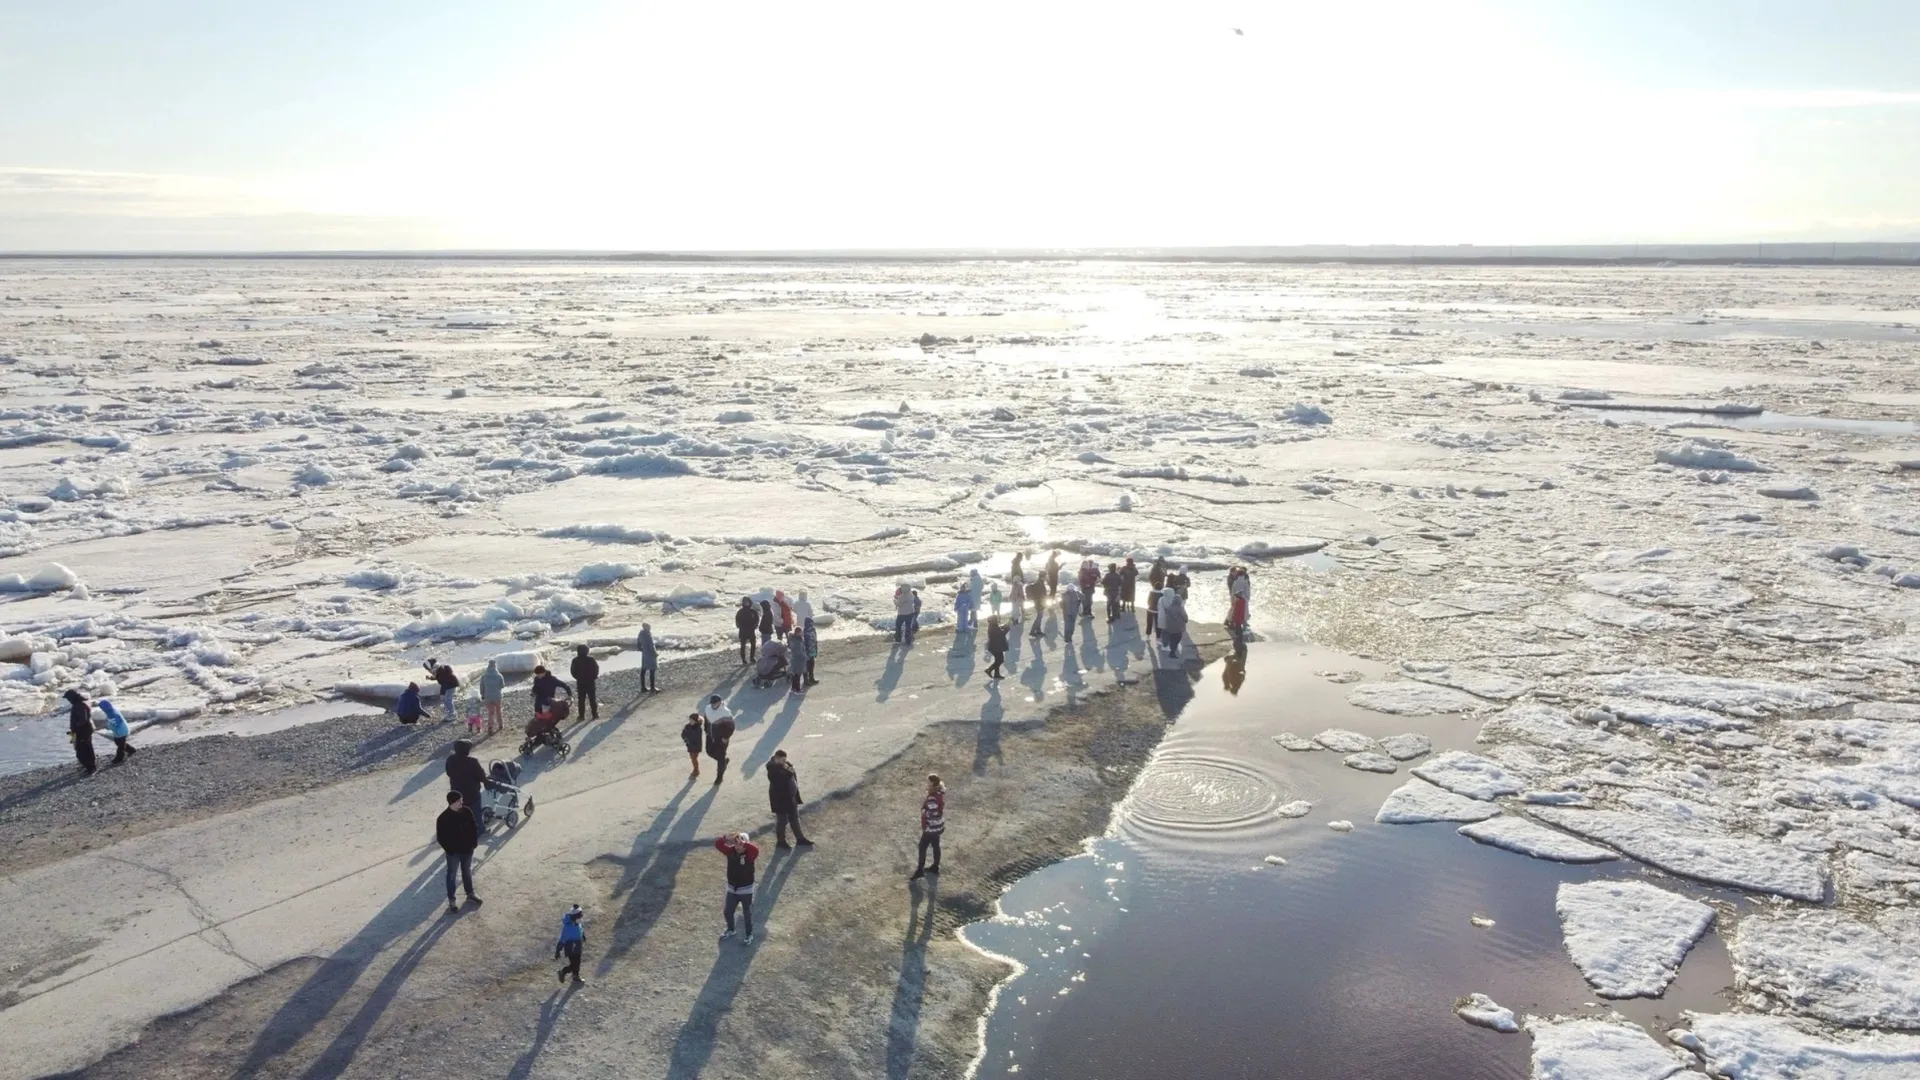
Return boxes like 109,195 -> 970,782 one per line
395,683 -> 428,725
99,698 -> 136,763
555,904 -> 586,984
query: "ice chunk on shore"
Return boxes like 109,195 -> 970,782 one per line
491,649 -> 544,675
1401,661 -> 1533,700
1379,733 -> 1433,760
1347,681 -> 1484,715
1344,752 -> 1398,774
1458,816 -> 1617,863
1376,779 -> 1503,824
1312,728 -> 1378,753
1456,993 -> 1519,1033
1586,671 -> 1844,714
1557,880 -> 1713,999
1530,808 -> 1828,901
1413,751 -> 1525,800
1526,1017 -> 1694,1080
1674,1012 -> 1920,1079
1728,909 -> 1920,1029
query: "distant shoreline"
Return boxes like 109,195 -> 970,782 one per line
3,246 -> 1919,267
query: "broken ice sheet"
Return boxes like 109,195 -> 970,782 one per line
1556,880 -> 1714,999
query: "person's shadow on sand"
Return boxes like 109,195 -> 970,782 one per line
664,846 -> 803,1078
505,982 -> 580,1080
886,876 -> 940,1079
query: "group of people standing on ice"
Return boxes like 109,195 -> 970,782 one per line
950,551 -> 1248,678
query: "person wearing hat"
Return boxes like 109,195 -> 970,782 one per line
436,790 -> 482,914
570,644 -> 600,721
554,904 -> 587,983
64,689 -> 96,775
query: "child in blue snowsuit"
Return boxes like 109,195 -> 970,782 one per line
555,904 -> 586,983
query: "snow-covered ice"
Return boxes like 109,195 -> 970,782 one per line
1343,751 -> 1398,774
1526,1016 -> 1695,1080
1456,993 -> 1519,1033
1728,909 -> 1920,1029
1556,880 -> 1714,999
1673,1013 -> 1920,1079
1375,779 -> 1504,824
1378,732 -> 1434,760
1529,808 -> 1828,901
1311,728 -> 1379,754
1347,681 -> 1486,715
1412,750 -> 1525,800
1457,816 -> 1617,863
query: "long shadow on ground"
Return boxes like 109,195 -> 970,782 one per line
594,780 -> 716,977
885,875 -> 940,1079
665,847 -> 803,1079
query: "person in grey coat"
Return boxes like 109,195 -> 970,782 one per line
636,623 -> 659,693
478,659 -> 505,737
1158,587 -> 1189,658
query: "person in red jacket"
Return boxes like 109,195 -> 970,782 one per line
715,832 -> 759,945
909,773 -> 946,882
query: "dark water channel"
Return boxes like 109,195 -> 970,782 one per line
963,642 -> 1739,1080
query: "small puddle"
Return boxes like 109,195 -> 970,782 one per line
962,642 -> 1738,1079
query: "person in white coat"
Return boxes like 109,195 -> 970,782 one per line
792,590 -> 815,626
1158,587 -> 1189,658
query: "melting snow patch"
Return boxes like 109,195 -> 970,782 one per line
1556,880 -> 1714,999
1728,909 -> 1920,1029
1529,808 -> 1828,901
1456,993 -> 1519,1033
1412,750 -> 1525,800
1347,681 -> 1485,715
1525,1017 -> 1693,1080
1376,779 -> 1503,824
1458,816 -> 1617,863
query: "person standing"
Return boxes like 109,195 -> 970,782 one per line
64,689 -> 96,775
1009,554 -> 1026,622
715,832 -> 759,945
1145,583 -> 1161,640
909,774 -> 946,881
986,582 -> 1004,622
636,623 -> 660,693
682,713 -> 706,779
735,598 -> 759,664
954,582 -> 976,632
1024,577 -> 1047,638
1045,550 -> 1062,597
436,791 -> 481,914
775,590 -> 795,635
793,589 -> 815,626
908,589 -> 923,645
424,659 -> 461,724
802,617 -> 819,686
703,698 -> 736,785
99,697 -> 136,763
445,739 -> 487,832
786,629 -> 807,694
1078,558 -> 1099,601
570,645 -> 601,721
1103,563 -> 1123,622
1172,565 -> 1192,600
1121,557 -> 1139,612
984,616 -> 1008,679
1227,567 -> 1252,642
554,904 -> 586,983
759,599 -> 776,644
1149,556 -> 1169,598
478,659 -> 505,736
1159,587 -> 1189,658
1060,581 -> 1080,644
766,750 -> 813,848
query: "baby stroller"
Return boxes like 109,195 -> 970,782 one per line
482,759 -> 534,829
751,638 -> 790,689
519,692 -> 573,758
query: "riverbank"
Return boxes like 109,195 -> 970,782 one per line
3,620 -> 1228,1079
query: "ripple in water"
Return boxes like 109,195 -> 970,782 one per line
1116,751 -> 1298,845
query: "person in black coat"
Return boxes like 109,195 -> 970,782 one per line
445,739 -> 488,832
64,689 -> 96,775
570,645 -> 600,721
766,750 -> 813,848
1102,563 -> 1122,622
436,790 -> 481,914
984,616 -> 1009,679
682,713 -> 706,779
735,598 -> 759,664
758,599 -> 776,644
1121,557 -> 1138,612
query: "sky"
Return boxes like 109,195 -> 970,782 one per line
2,0 -> 1918,251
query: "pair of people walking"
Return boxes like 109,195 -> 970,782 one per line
63,690 -> 136,773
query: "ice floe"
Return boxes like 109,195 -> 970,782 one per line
1347,681 -> 1485,715
1556,880 -> 1714,999
1672,1013 -> 1920,1079
1728,909 -> 1920,1029
1375,779 -> 1503,824
1529,807 -> 1828,901
1455,993 -> 1519,1033
1412,751 -> 1525,800
1526,1016 -> 1696,1080
1457,816 -> 1617,863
